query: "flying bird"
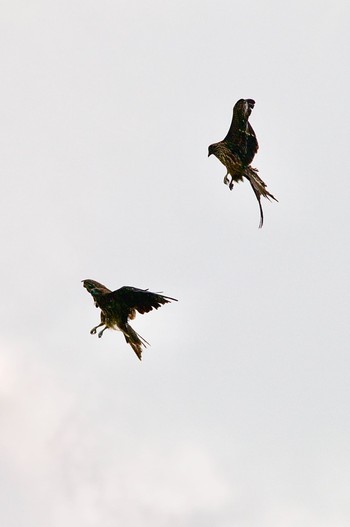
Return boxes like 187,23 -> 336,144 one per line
82,279 -> 177,360
208,98 -> 277,228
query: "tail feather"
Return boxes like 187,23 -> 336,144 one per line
123,323 -> 149,361
244,167 -> 278,228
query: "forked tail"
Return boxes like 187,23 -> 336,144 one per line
244,167 -> 278,228
123,323 -> 150,361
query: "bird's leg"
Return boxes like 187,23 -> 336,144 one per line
224,172 -> 234,190
98,326 -> 108,339
90,322 -> 104,335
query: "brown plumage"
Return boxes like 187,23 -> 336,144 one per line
82,279 -> 177,360
208,98 -> 277,228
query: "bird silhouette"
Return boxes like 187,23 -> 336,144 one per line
208,98 -> 277,228
83,279 -> 177,360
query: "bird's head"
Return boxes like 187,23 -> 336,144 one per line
234,98 -> 255,120
208,143 -> 216,157
82,279 -> 110,301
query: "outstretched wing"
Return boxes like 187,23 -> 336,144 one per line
107,286 -> 177,319
224,99 -> 258,165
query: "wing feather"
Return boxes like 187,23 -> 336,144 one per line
224,99 -> 258,165
107,286 -> 177,318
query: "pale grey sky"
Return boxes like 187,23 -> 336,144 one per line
1,1 -> 350,526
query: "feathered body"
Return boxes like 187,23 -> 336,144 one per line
82,279 -> 177,360
208,98 -> 277,228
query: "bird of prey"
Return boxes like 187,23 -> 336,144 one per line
208,98 -> 277,228
82,279 -> 177,360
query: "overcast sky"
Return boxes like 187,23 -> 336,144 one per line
1,1 -> 350,526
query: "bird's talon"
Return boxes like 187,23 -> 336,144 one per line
90,328 -> 96,335
98,331 -> 104,338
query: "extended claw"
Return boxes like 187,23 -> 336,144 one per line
223,173 -> 230,186
90,322 -> 104,335
98,326 -> 108,338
